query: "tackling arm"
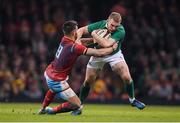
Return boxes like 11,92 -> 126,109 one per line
75,26 -> 89,44
85,42 -> 118,57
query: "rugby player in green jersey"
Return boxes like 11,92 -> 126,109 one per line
72,12 -> 145,116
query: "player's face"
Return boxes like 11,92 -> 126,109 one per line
107,19 -> 120,32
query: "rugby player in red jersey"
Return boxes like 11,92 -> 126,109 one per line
38,20 -> 117,114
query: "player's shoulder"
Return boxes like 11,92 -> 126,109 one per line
87,20 -> 106,33
73,43 -> 87,55
98,20 -> 107,24
118,24 -> 125,31
116,24 -> 125,33
74,43 -> 87,50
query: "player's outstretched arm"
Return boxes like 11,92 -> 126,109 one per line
91,30 -> 115,48
85,42 -> 118,57
76,26 -> 89,44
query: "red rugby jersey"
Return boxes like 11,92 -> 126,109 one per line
45,36 -> 87,81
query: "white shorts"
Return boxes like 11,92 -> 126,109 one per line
44,72 -> 76,100
87,50 -> 125,70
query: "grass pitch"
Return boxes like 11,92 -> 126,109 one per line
0,103 -> 180,122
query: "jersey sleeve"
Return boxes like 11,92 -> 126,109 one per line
73,44 -> 88,55
87,20 -> 105,33
111,26 -> 125,42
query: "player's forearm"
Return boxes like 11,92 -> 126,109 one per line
77,30 -> 84,40
76,26 -> 88,39
85,47 -> 114,57
97,47 -> 114,56
76,27 -> 89,44
96,42 -> 118,56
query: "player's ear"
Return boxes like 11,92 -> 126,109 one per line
72,30 -> 74,34
74,31 -> 78,40
72,29 -> 76,36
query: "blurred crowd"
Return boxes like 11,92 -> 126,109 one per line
0,0 -> 180,102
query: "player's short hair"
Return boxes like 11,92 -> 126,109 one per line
62,20 -> 78,35
108,12 -> 122,23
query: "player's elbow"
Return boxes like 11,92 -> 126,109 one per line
78,26 -> 88,34
78,27 -> 84,33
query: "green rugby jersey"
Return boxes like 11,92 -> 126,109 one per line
87,20 -> 125,54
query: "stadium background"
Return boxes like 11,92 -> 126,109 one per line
0,0 -> 180,105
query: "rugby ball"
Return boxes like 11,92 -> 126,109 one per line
95,29 -> 111,39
